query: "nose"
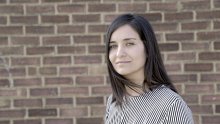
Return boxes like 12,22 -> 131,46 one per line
116,46 -> 126,57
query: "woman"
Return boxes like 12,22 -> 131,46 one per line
105,14 -> 194,124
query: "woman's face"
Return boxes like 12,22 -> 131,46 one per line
109,24 -> 146,81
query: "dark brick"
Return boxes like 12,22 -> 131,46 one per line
29,109 -> 57,117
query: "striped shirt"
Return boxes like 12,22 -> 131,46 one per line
105,85 -> 194,124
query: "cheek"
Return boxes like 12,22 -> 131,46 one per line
108,51 -> 114,64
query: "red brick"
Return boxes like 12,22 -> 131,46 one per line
14,99 -> 42,107
0,16 -> 7,24
26,26 -> 54,34
182,21 -> 210,30
72,14 -> 100,23
74,35 -> 101,44
46,98 -> 73,106
76,96 -> 104,105
197,31 -> 220,40
60,107 -> 88,117
11,57 -> 40,66
0,26 -> 22,35
76,76 -> 104,85
184,63 -> 213,72
165,12 -> 193,21
201,74 -> 220,82
26,47 -> 54,55
26,5 -> 55,15
91,106 -> 105,116
104,14 -> 122,22
9,68 -> 26,77
74,55 -> 102,64
88,24 -> 108,33
46,119 -> 72,124
202,95 -> 220,103
91,86 -> 112,95
167,52 -> 196,61
60,66 -> 88,75
215,105 -> 220,113
0,110 -> 25,118
182,95 -> 198,104
0,89 -> 27,97
60,87 -> 89,96
58,4 -> 85,13
199,52 -> 220,61
88,45 -> 105,53
164,63 -> 181,72
29,109 -> 57,117
0,68 -> 9,77
14,78 -> 42,87
45,77 -> 73,85
118,3 -> 146,12
181,0 -> 210,10
41,15 -> 69,24
39,67 -> 57,75
197,10 -> 220,19
150,2 -> 177,11
189,105 -> 213,114
0,47 -> 23,55
0,5 -> 23,14
217,63 -> 220,71
76,117 -> 103,124
159,43 -> 179,51
0,37 -> 8,45
152,22 -> 178,32
169,74 -> 197,83
10,0 -> 38,3
0,0 -> 6,3
89,4 -> 116,12
185,84 -> 214,94
202,116 -> 220,124
182,42 -> 210,51
0,79 -> 10,87
57,25 -> 85,34
42,0 -> 69,2
43,56 -> 71,65
58,46 -> 86,54
73,0 -> 100,2
214,20 -> 220,29
210,41 -> 220,51
166,33 -> 194,41
30,88 -> 58,97
42,36 -> 71,45
214,0 -> 220,8
10,16 -> 38,24
11,36 -> 39,46
138,13 -> 162,22
14,119 -> 41,124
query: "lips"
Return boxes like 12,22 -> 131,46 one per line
116,61 -> 131,64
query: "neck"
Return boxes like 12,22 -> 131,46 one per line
126,86 -> 144,96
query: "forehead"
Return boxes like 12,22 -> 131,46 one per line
110,24 -> 140,41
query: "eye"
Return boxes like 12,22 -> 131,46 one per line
126,42 -> 135,46
109,44 -> 117,49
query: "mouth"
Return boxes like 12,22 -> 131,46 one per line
116,61 -> 131,64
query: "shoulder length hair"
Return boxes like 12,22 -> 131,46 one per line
105,13 -> 177,106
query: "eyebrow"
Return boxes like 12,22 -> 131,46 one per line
110,38 -> 137,43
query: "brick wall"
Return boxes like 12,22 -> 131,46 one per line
0,0 -> 219,124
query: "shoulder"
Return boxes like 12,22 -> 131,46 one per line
151,85 -> 187,108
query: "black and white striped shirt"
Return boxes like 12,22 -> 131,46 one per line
105,85 -> 194,124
